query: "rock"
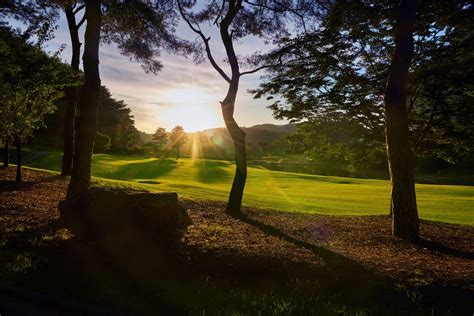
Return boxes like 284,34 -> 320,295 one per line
59,187 -> 192,243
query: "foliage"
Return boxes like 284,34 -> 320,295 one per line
0,26 -> 73,145
0,0 -> 59,44
286,116 -> 386,174
101,0 -> 194,74
169,125 -> 187,158
97,87 -> 142,153
151,127 -> 168,157
253,0 -> 474,166
170,125 -> 186,145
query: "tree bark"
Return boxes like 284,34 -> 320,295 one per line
15,136 -> 21,182
221,81 -> 247,216
384,0 -> 419,242
67,0 -> 101,200
3,139 -> 8,167
61,6 -> 82,176
219,1 -> 247,216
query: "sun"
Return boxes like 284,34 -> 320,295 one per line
159,87 -> 222,132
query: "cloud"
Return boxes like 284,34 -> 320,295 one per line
45,11 -> 286,133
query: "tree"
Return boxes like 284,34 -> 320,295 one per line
67,0 -> 101,198
61,1 -> 86,176
152,127 -> 168,157
177,0 -> 320,215
66,0 -> 192,199
2,138 -> 8,167
169,125 -> 186,159
253,0 -> 472,241
97,86 -> 142,153
0,26 -> 70,181
384,0 -> 419,241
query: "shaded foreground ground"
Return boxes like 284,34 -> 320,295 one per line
0,167 -> 473,315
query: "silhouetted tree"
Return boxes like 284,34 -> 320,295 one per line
66,0 -> 192,198
61,1 -> 86,176
384,0 -> 419,241
177,0 -> 321,215
67,0 -> 101,198
253,0 -> 473,241
0,26 -> 69,181
170,125 -> 186,159
2,139 -> 8,167
152,127 -> 168,157
97,86 -> 142,152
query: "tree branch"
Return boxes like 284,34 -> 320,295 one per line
73,4 -> 85,15
177,0 -> 231,83
244,0 -> 308,32
240,60 -> 282,76
77,14 -> 86,29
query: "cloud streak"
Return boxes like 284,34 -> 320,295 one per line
46,12 -> 286,133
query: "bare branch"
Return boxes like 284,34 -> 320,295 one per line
408,84 -> 422,113
73,4 -> 85,15
240,60 -> 282,76
77,13 -> 86,29
244,0 -> 308,32
213,0 -> 225,26
177,0 -> 231,83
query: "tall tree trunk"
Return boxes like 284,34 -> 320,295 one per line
3,139 -> 8,167
15,136 -> 21,182
222,80 -> 247,216
176,144 -> 180,159
61,6 -> 82,176
67,0 -> 101,200
219,1 -> 247,216
384,0 -> 419,242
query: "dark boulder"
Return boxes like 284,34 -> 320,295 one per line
59,187 -> 192,243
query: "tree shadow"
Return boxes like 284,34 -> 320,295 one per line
418,238 -> 474,259
113,158 -> 177,180
226,211 -> 474,314
0,173 -> 64,192
194,159 -> 231,183
0,180 -> 34,192
1,207 -> 472,315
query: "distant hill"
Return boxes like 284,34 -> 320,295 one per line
202,123 -> 296,144
138,123 -> 296,159
248,124 -> 296,134
139,123 -> 295,144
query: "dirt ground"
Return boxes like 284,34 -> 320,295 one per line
0,167 -> 473,314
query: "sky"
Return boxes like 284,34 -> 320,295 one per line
39,10 -> 286,133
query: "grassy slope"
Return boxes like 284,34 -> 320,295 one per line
25,152 -> 474,225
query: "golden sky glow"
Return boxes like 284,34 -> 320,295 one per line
37,13 -> 286,134
158,87 -> 222,132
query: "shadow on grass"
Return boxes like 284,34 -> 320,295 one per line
194,159 -> 231,183
113,159 -> 177,180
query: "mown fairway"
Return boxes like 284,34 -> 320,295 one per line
26,152 -> 474,225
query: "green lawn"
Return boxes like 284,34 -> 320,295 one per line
25,152 -> 474,225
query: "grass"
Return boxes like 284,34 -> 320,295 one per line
24,151 -> 474,226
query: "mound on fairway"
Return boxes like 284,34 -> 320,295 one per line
25,152 -> 474,225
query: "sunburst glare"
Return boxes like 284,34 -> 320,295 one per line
159,87 -> 222,132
